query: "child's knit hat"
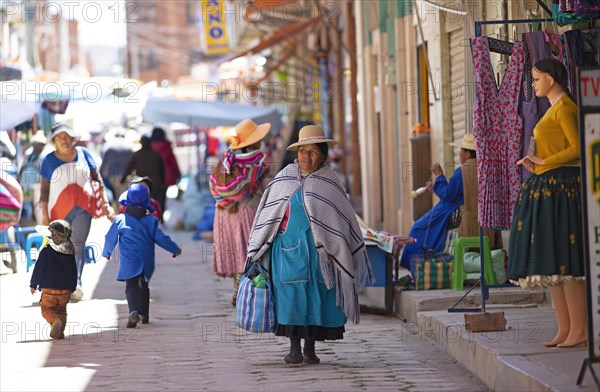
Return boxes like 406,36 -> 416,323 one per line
35,220 -> 74,255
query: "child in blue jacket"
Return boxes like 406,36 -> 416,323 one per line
103,183 -> 182,328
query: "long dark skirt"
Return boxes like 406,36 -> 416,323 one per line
274,324 -> 345,341
507,167 -> 584,284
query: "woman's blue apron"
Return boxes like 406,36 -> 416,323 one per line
271,190 -> 346,327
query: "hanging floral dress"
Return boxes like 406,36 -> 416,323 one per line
470,37 -> 524,229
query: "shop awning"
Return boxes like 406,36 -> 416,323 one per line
244,0 -> 305,20
218,17 -> 320,64
418,0 -> 467,15
142,96 -> 283,135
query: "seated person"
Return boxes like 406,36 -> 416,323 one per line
458,137 -> 503,251
399,136 -> 474,269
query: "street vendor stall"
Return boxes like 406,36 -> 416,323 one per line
358,215 -> 415,314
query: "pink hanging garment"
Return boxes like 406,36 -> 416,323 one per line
470,37 -> 524,229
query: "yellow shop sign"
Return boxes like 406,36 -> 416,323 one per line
202,0 -> 229,55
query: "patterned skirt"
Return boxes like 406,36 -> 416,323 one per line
507,167 -> 584,290
212,204 -> 257,277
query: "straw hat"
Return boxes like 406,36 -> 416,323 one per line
449,134 -> 476,151
228,119 -> 271,150
30,130 -> 47,145
287,125 -> 337,151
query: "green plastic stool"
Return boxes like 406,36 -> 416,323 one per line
452,236 -> 497,290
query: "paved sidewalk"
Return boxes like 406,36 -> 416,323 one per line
0,221 -> 485,392
416,303 -> 599,391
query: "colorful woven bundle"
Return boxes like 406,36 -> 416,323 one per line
209,150 -> 268,209
0,181 -> 21,230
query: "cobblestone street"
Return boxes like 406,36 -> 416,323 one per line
0,221 -> 486,391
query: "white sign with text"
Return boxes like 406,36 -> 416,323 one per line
583,112 -> 600,359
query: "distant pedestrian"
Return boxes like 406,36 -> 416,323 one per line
121,135 -> 165,220
39,123 -> 115,301
150,127 -> 181,214
29,220 -> 78,340
100,127 -> 137,209
209,119 -> 270,306
102,183 -> 182,328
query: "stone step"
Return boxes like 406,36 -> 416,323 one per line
395,287 -> 546,323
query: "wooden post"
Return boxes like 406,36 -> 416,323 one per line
345,1 -> 362,199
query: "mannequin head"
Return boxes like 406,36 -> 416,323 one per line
532,58 -> 569,99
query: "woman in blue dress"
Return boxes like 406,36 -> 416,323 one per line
399,161 -> 464,269
246,125 -> 372,365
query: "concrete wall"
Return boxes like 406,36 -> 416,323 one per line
355,0 -> 523,237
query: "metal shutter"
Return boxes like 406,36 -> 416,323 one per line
449,28 -> 466,149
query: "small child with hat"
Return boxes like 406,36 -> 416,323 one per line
29,220 -> 78,340
103,183 -> 182,328
118,176 -> 162,221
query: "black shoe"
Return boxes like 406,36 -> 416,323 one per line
127,311 -> 141,328
303,339 -> 320,364
140,314 -> 149,324
284,352 -> 303,364
303,353 -> 320,364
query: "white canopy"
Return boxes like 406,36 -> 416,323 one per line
142,97 -> 283,135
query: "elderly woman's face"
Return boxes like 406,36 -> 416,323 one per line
298,144 -> 323,173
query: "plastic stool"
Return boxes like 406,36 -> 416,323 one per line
15,225 -> 36,248
84,245 -> 97,264
25,233 -> 46,272
0,229 -> 20,273
451,236 -> 497,290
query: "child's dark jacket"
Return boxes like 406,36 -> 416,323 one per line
29,246 -> 77,291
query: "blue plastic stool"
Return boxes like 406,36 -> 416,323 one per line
15,225 -> 36,248
0,229 -> 20,273
84,245 -> 97,264
25,233 -> 45,272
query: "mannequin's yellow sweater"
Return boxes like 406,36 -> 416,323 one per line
533,94 -> 579,175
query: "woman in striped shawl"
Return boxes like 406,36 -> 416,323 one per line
247,125 -> 372,365
209,119 -> 270,306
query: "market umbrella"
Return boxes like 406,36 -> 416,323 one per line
141,97 -> 283,135
0,93 -> 39,131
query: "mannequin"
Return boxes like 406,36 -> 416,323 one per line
509,58 -> 587,348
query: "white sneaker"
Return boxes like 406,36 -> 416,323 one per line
70,286 -> 83,302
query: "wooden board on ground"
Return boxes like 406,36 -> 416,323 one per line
464,312 -> 507,332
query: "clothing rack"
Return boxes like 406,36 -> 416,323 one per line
448,18 -> 553,314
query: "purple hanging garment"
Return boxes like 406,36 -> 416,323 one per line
519,31 -> 553,182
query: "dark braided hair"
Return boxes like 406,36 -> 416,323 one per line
533,58 -> 570,97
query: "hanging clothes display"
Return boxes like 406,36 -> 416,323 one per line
562,29 -> 600,101
574,0 -> 600,16
470,37 -> 524,229
519,30 -> 561,182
